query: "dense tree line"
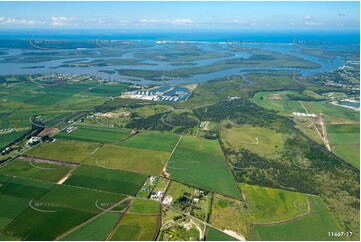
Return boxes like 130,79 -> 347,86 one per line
125,112 -> 172,131
193,98 -> 277,128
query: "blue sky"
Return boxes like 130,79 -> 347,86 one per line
0,1 -> 359,30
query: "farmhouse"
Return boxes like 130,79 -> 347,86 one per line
162,195 -> 173,206
27,136 -> 41,146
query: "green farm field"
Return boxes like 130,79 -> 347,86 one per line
128,199 -> 160,215
37,184 -> 126,214
25,139 -> 101,163
60,212 -> 120,241
0,195 -> 30,230
55,125 -> 129,144
251,90 -> 305,115
85,83 -> 128,96
328,124 -> 360,169
0,130 -> 29,149
0,159 -> 73,183
119,132 -> 180,152
168,136 -> 241,199
109,214 -> 160,241
251,196 -> 344,241
329,133 -> 359,145
0,177 -> 54,200
332,145 -> 360,169
0,174 -> 11,185
64,165 -> 146,196
328,124 -> 360,133
82,144 -> 169,175
303,101 -> 360,123
2,207 -> 94,241
0,233 -> 19,240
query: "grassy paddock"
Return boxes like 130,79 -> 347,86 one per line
251,196 -> 344,241
221,126 -> 286,159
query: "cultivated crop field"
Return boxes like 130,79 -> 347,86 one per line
2,207 -> 94,240
63,165 -> 147,196
0,158 -> 73,183
109,214 -> 160,241
25,139 -> 101,163
82,144 -> 169,175
128,199 -> 160,215
109,200 -> 160,241
167,136 -> 241,199
55,125 -> 129,144
59,213 -> 121,241
37,184 -> 126,214
0,177 -> 54,200
0,195 -> 30,231
119,132 -> 180,152
328,124 -> 360,168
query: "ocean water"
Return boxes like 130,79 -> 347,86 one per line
0,29 -> 359,45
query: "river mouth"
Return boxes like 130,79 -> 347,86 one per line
0,39 -> 354,85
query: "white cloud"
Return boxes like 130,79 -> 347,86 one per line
304,21 -> 324,26
51,16 -> 73,26
231,19 -> 247,24
0,17 -> 39,25
304,15 -> 313,21
138,18 -> 194,25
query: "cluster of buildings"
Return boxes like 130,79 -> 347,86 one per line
121,85 -> 190,103
27,136 -> 41,146
64,126 -> 77,133
292,112 -> 317,118
150,190 -> 165,201
122,90 -> 181,102
0,128 -> 15,133
34,73 -> 81,83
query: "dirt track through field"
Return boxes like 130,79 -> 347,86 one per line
162,135 -> 182,176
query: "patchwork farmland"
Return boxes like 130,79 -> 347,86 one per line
0,22 -> 359,241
